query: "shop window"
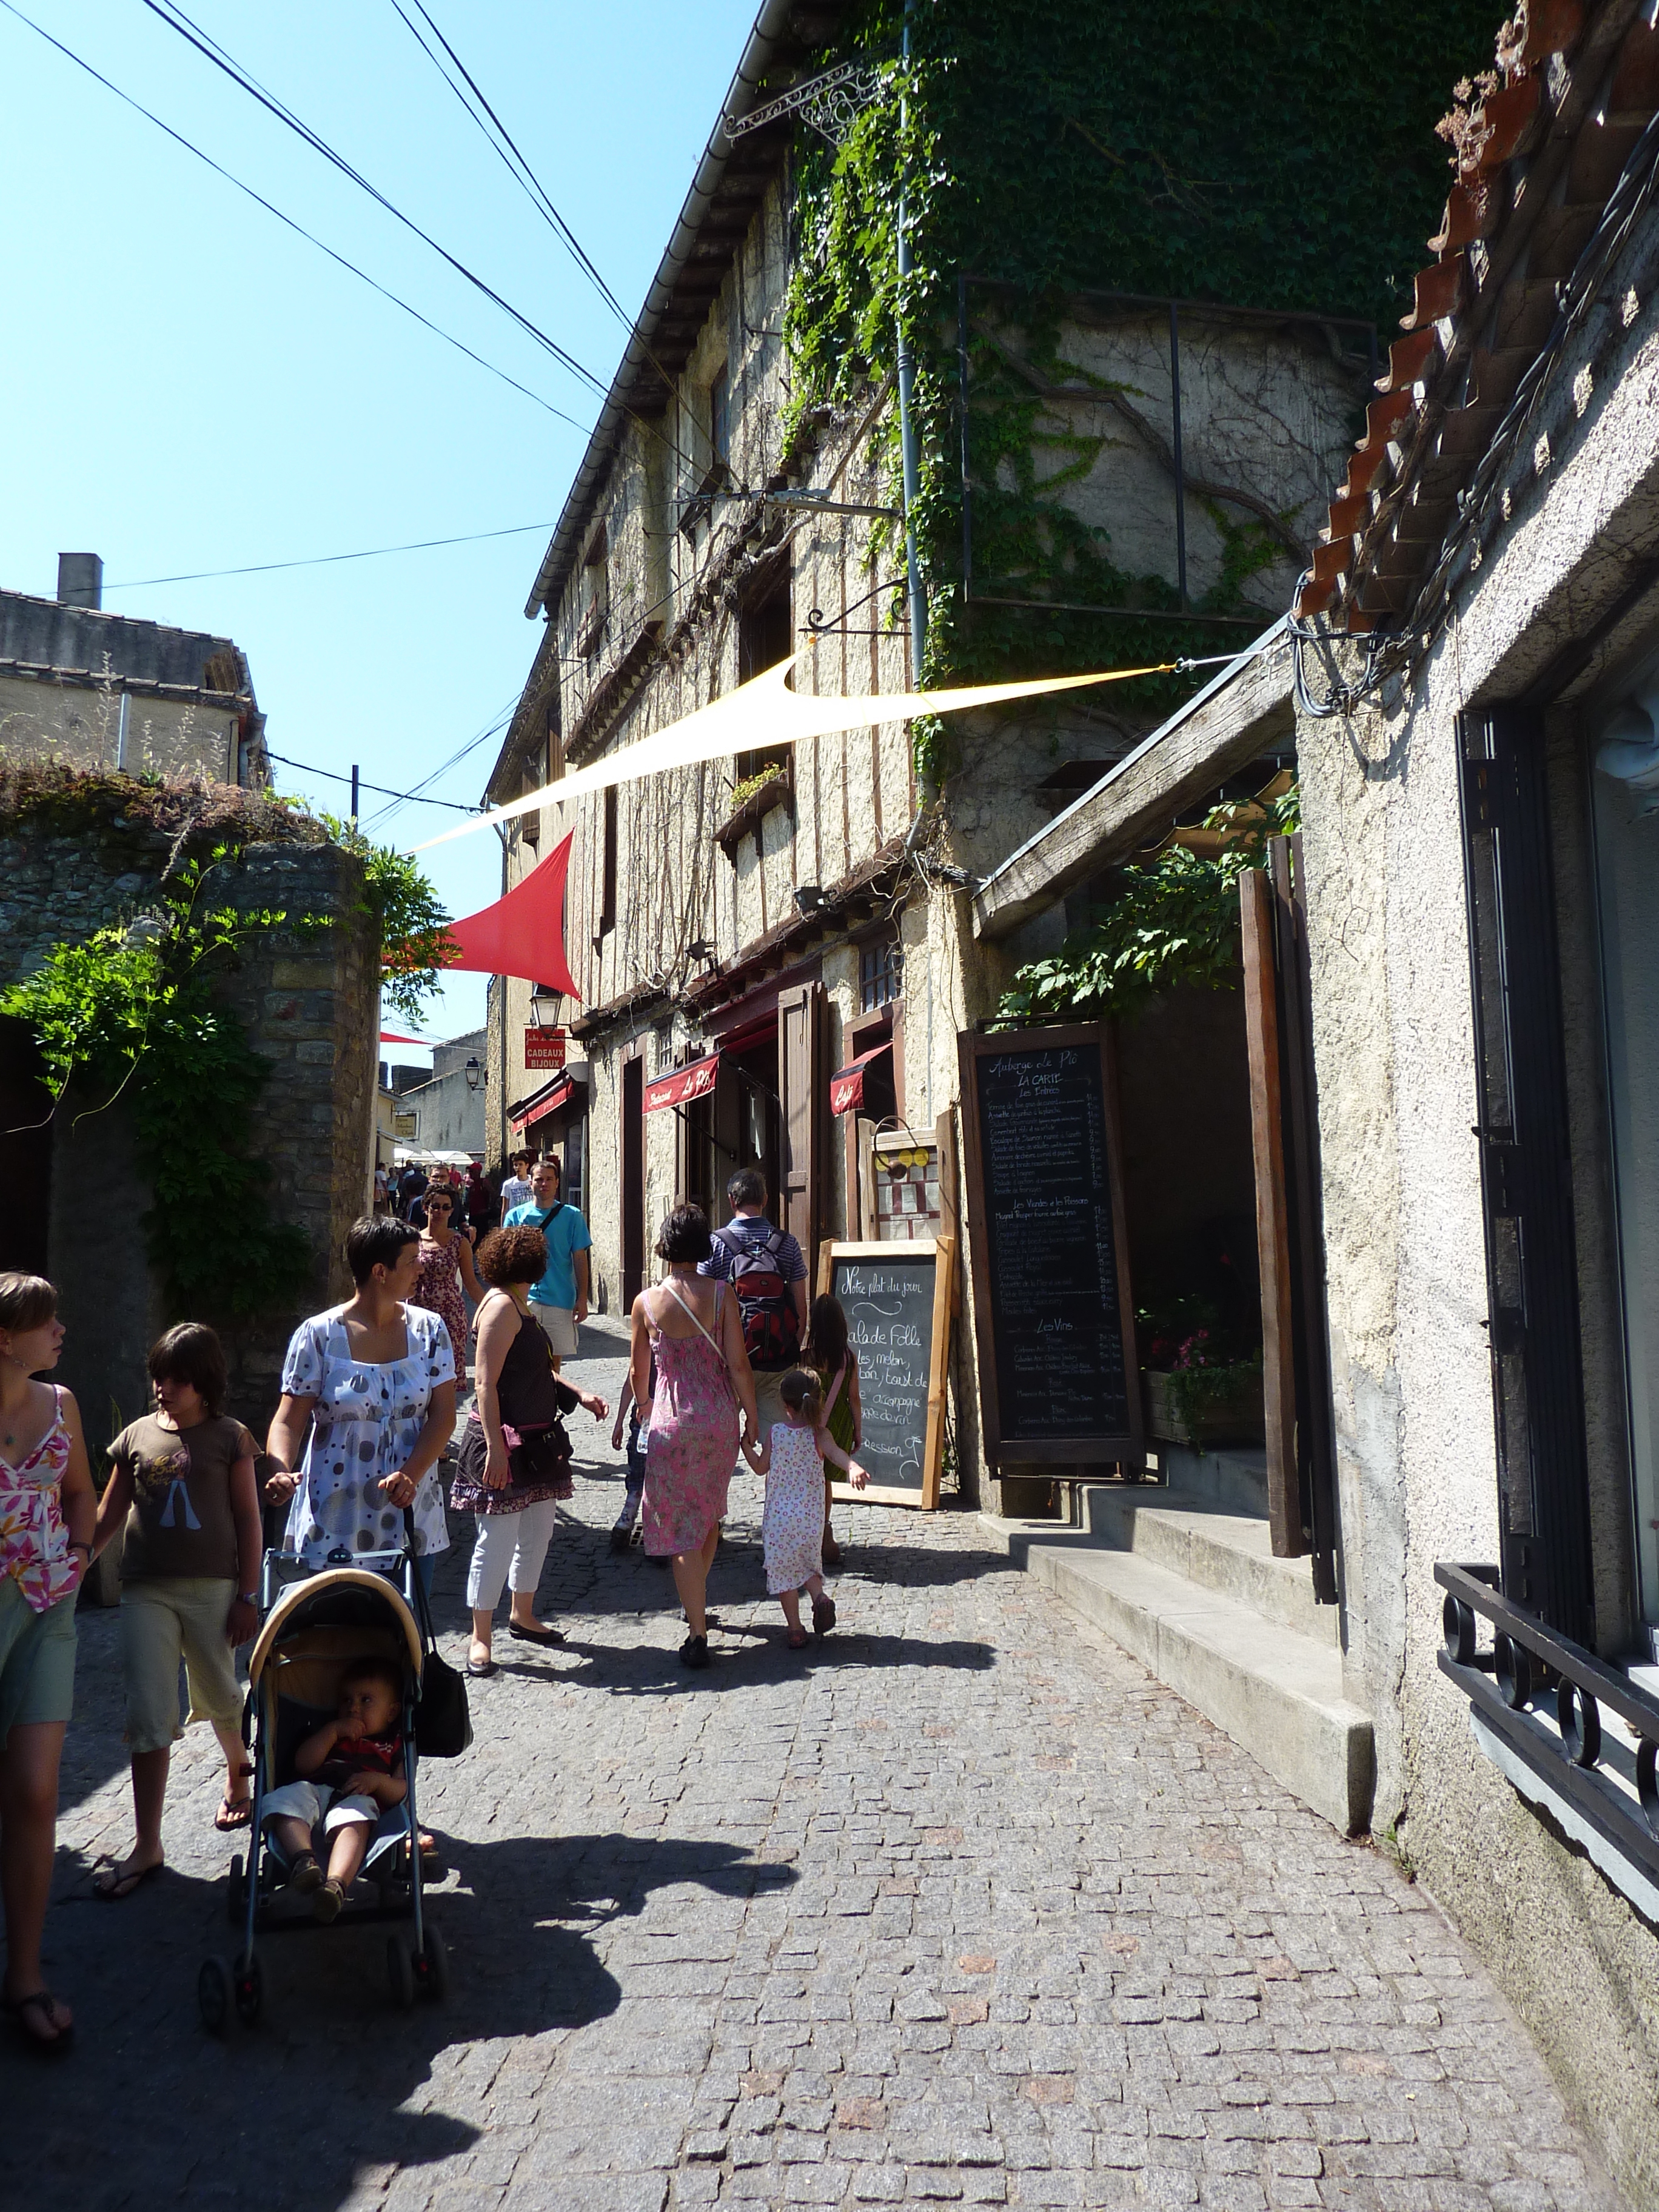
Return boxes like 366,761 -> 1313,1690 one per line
860,936 -> 904,1013
1593,686 -> 1659,1624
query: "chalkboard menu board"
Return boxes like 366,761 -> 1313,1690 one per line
959,1026 -> 1140,1463
817,1240 -> 953,1508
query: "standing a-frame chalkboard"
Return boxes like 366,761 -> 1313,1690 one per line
958,1025 -> 1141,1466
816,1239 -> 954,1508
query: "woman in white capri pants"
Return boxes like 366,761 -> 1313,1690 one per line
449,1225 -> 607,1676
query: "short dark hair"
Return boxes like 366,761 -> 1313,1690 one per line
345,1216 -> 419,1283
726,1167 -> 767,1210
780,1368 -> 823,1418
656,1203 -> 712,1264
340,1657 -> 403,1701
476,1225 -> 548,1287
0,1272 -> 56,1338
149,1322 -> 229,1418
532,1154 -> 561,1181
511,1150 -> 531,1168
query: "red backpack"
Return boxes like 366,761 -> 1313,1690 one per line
714,1222 -> 801,1370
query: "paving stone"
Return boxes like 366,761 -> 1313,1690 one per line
3,1319 -> 1626,2211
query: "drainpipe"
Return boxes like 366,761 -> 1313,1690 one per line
895,0 -> 930,779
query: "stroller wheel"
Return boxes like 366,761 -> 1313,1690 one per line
419,1922 -> 450,2003
198,1956 -> 233,2039
233,1951 -> 264,2027
386,1934 -> 415,2011
227,1853 -> 246,1928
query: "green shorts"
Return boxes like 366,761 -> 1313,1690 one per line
0,1574 -> 78,1749
120,1577 -> 243,1756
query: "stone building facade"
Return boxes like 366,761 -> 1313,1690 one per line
483,7 -> 1362,1510
0,809 -> 377,1449
0,554 -> 268,787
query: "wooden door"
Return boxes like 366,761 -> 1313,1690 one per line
620,1053 -> 645,1309
777,982 -> 825,1276
1241,838 -> 1338,1597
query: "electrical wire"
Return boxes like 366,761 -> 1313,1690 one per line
137,0 -> 713,487
264,751 -> 484,813
101,520 -> 555,592
387,0 -> 628,326
0,0 -> 592,435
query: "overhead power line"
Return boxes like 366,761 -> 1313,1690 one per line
264,751 -> 486,814
0,0 -> 591,434
102,520 -> 555,592
138,0 -> 613,401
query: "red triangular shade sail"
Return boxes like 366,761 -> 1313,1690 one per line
438,830 -> 580,999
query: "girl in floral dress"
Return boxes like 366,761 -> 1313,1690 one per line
629,1204 -> 757,1670
743,1369 -> 868,1648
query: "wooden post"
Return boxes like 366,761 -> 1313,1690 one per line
1241,867 -> 1301,1558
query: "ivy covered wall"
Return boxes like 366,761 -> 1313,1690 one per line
785,0 -> 1501,728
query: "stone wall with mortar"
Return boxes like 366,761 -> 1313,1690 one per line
1293,235 -> 1659,2200
0,820 -> 377,1449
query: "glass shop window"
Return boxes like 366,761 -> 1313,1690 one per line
860,937 -> 903,1013
1593,686 -> 1659,1623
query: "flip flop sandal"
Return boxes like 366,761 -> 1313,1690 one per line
507,1622 -> 566,1645
811,1595 -> 837,1638
786,1627 -> 810,1649
3,1988 -> 73,2053
214,1793 -> 253,1831
92,1857 -> 164,1902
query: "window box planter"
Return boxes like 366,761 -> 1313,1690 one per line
715,767 -> 794,859
1142,1365 -> 1265,1450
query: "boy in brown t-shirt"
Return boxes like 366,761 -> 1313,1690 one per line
90,1324 -> 261,1899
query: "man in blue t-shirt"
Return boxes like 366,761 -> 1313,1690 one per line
503,1155 -> 592,1369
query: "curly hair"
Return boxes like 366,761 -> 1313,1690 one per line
476,1224 -> 548,1287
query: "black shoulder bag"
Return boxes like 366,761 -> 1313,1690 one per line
402,1509 -> 473,1758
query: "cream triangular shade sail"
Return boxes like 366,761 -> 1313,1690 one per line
414,654 -> 1173,853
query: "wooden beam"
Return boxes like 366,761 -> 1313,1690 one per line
1240,866 -> 1301,1559
971,628 -> 1295,942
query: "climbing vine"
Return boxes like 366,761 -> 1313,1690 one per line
781,1 -> 1500,780
0,771 -> 455,1315
995,785 -> 1300,1026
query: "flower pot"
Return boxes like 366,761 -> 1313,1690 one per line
1142,1367 -> 1265,1449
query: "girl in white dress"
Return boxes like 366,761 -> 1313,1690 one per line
742,1369 -> 868,1647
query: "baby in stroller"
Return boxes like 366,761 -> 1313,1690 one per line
261,1658 -> 407,1923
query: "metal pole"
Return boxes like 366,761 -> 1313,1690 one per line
350,763 -> 360,823
895,0 -> 928,709
1169,303 -> 1188,611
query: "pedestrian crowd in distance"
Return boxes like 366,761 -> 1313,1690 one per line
0,1156 -> 866,2051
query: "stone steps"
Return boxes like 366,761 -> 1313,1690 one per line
1077,1483 -> 1338,1646
983,1498 -> 1373,1836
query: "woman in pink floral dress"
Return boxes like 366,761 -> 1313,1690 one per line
409,1184 -> 484,1384
628,1205 -> 756,1670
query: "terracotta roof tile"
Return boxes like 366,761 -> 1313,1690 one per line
1296,0 -> 1659,632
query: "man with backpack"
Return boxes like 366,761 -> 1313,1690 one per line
700,1165 -> 809,1447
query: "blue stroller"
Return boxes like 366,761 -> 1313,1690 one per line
198,1543 -> 451,2033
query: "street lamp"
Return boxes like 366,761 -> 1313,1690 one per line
464,1056 -> 481,1092
529,984 -> 561,1028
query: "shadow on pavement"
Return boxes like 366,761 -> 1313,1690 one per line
8,1831 -> 794,2211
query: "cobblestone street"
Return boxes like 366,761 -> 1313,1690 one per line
7,1321 -> 1621,2211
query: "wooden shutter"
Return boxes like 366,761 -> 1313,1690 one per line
1240,837 -> 1338,1596
1458,705 -> 1594,1641
777,982 -> 825,1276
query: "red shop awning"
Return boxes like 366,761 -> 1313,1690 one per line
435,830 -> 580,999
830,1041 -> 892,1117
509,1070 -> 583,1134
644,1053 -> 719,1114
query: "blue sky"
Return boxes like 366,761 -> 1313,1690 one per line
0,0 -> 760,1054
